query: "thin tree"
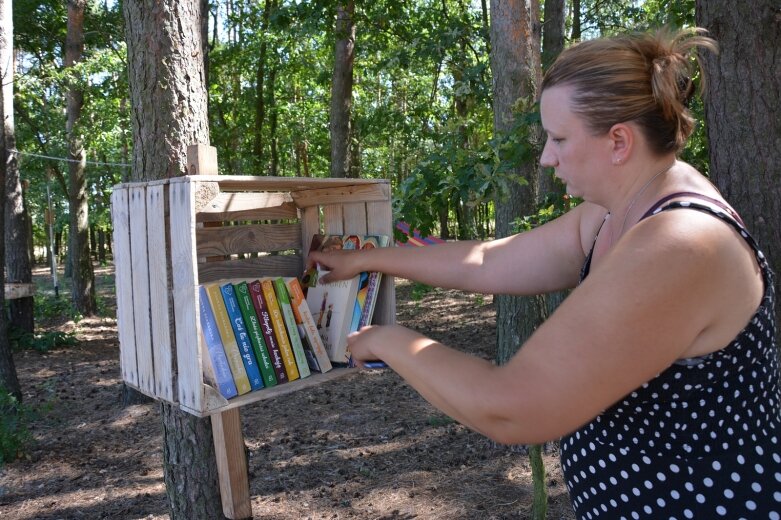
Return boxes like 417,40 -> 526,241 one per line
695,1 -> 781,324
489,0 -> 547,518
66,0 -> 96,315
329,0 -> 355,178
2,0 -> 33,334
123,1 -> 233,517
0,0 -> 20,401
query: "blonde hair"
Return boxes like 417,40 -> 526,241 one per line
541,28 -> 718,154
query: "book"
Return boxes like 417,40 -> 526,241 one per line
356,235 -> 390,328
260,278 -> 301,381
204,284 -> 252,395
285,277 -> 333,373
233,281 -> 278,388
248,280 -> 289,384
220,283 -> 264,391
272,278 -> 311,379
197,286 -> 239,399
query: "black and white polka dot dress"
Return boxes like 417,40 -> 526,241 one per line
562,199 -> 781,520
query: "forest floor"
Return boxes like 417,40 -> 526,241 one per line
0,264 -> 576,520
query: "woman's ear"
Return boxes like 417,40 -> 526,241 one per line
608,123 -> 634,165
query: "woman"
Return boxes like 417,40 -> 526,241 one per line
309,28 -> 779,519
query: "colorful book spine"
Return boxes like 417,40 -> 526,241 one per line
197,286 -> 239,399
248,280 -> 288,384
220,283 -> 264,391
273,278 -> 311,379
260,279 -> 300,381
286,277 -> 332,373
234,282 -> 278,388
205,284 -> 251,395
358,235 -> 390,328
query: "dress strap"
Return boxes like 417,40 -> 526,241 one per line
640,191 -> 745,226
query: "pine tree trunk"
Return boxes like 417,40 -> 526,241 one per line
2,0 -> 33,334
695,0 -> 781,325
541,0 -> 565,70
66,0 -> 96,316
253,0 -> 272,172
124,1 -> 234,517
329,1 -> 355,178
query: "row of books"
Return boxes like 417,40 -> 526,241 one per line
198,277 -> 333,400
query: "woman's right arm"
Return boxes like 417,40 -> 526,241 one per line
308,202 -> 605,296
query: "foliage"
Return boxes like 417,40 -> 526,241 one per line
34,293 -> 84,324
8,326 -> 78,353
0,388 -> 34,465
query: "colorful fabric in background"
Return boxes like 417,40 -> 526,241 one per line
395,221 -> 446,247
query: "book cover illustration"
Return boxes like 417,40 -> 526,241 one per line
204,284 -> 252,395
272,277 -> 311,379
260,279 -> 301,381
340,234 -> 389,332
197,286 -> 239,399
220,283 -> 264,391
285,277 -> 333,373
233,281 -> 278,388
357,235 -> 390,328
248,280 -> 289,384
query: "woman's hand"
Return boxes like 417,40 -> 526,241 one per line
347,324 -> 421,367
306,249 -> 365,283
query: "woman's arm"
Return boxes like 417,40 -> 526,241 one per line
309,202 -> 605,295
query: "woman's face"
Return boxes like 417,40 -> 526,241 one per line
539,85 -> 612,201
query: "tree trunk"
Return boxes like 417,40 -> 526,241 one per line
268,64 -> 279,176
329,1 -> 355,178
253,0 -> 272,172
571,0 -> 581,41
695,1 -> 781,325
2,0 -> 33,334
0,0 -> 20,401
124,1 -> 232,518
66,0 -> 96,316
541,0 -> 565,70
489,1 -> 547,518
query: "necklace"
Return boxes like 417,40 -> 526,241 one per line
610,160 -> 676,246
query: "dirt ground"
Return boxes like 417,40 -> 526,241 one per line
0,265 -> 576,520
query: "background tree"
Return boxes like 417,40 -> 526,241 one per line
695,0 -> 781,323
123,0 -> 228,518
330,0 -> 356,178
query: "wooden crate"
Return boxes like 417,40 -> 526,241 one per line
111,175 -> 395,417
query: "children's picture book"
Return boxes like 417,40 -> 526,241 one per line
272,277 -> 311,379
260,279 -> 301,381
197,286 -> 238,399
233,281 -> 278,388
220,283 -> 264,391
341,234 -> 390,331
204,284 -> 252,395
285,277 -> 333,373
248,280 -> 289,384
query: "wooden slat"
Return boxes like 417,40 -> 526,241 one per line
190,175 -> 383,192
342,202 -> 368,235
366,200 -> 396,326
129,186 -> 156,397
300,206 -> 321,265
169,179 -> 204,412
146,185 -> 175,402
4,283 -> 35,300
196,223 -> 301,257
323,204 -> 344,235
291,183 -> 390,209
196,255 -> 302,284
195,192 -> 296,223
212,409 -> 252,519
111,187 -> 139,387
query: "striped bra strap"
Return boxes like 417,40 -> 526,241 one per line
640,191 -> 745,227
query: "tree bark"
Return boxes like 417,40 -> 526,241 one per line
329,0 -> 355,178
541,0 -> 565,70
2,0 -> 33,334
695,1 -> 781,325
0,0 -> 20,401
253,0 -> 272,173
124,1 -> 232,518
489,1 -> 547,518
66,0 -> 96,316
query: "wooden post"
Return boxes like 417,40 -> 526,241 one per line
191,143 -> 253,519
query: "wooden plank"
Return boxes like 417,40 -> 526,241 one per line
111,187 -> 139,387
4,283 -> 35,300
169,179 -> 204,412
211,409 -> 253,519
187,144 -> 219,175
342,202 -> 368,235
129,186 -> 156,397
181,367 -> 354,417
196,255 -> 302,284
196,223 -> 302,257
323,204 -> 344,235
366,200 -> 396,326
146,185 -> 175,402
300,206 -> 321,265
191,175 -> 383,192
291,183 -> 390,209
195,192 -> 296,222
